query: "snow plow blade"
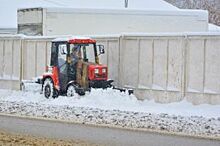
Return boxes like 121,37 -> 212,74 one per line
90,80 -> 114,89
112,86 -> 134,95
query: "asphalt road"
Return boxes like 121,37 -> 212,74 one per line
0,114 -> 219,146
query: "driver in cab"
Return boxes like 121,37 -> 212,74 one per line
70,45 -> 81,64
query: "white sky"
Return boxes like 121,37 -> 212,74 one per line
0,0 -> 178,28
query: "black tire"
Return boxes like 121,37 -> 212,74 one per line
43,78 -> 57,98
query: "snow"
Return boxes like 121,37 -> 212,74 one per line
138,85 -> 150,89
0,87 -> 220,138
0,86 -> 219,118
11,76 -> 19,80
209,23 -> 220,32
52,36 -> 93,42
0,86 -> 220,138
187,88 -> 200,93
0,0 -> 178,28
0,75 -> 19,81
152,84 -> 165,90
44,0 -> 178,10
167,86 -> 180,91
3,32 -> 220,40
122,31 -> 220,37
128,0 -> 178,10
204,88 -> 218,94
2,75 -> 11,80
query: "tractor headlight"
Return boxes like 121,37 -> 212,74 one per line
94,68 -> 99,74
102,68 -> 106,73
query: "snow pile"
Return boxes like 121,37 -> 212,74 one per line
209,23 -> 220,32
0,101 -> 219,138
0,88 -> 220,138
0,87 -> 220,118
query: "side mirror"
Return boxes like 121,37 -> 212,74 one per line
97,45 -> 105,55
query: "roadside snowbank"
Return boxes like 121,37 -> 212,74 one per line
0,88 -> 220,138
0,100 -> 219,138
0,88 -> 219,118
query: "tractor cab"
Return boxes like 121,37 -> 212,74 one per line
42,37 -> 113,98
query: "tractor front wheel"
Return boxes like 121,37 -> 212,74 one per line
43,78 -> 57,98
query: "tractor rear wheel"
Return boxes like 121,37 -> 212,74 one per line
66,84 -> 76,97
43,78 -> 57,98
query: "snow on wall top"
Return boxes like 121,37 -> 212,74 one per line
209,23 -> 220,32
43,7 -> 205,17
1,0 -> 178,28
39,0 -> 178,10
52,36 -> 93,42
2,31 -> 220,40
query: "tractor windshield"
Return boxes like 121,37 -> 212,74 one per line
70,43 -> 96,62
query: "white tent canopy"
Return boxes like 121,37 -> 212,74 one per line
0,0 -> 178,28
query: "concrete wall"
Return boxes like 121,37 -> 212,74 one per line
0,36 -> 22,90
97,34 -> 220,105
17,8 -> 208,36
120,36 -> 184,103
22,38 -> 51,80
185,36 -> 220,105
1,33 -> 220,105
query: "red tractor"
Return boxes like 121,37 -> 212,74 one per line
39,36 -> 132,98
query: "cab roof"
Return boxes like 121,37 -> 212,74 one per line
52,36 -> 96,44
